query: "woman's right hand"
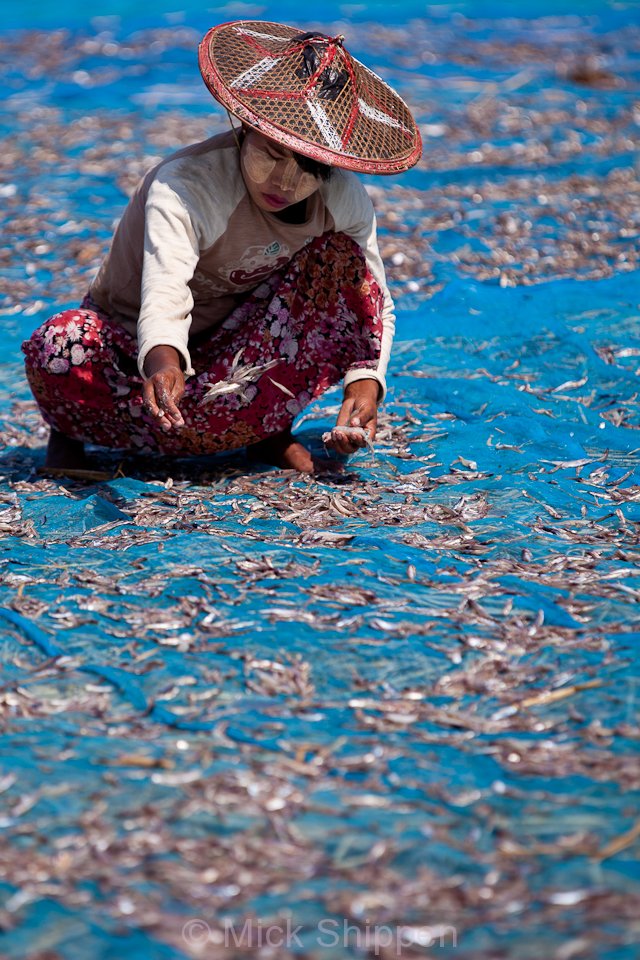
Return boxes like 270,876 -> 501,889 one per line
142,345 -> 186,431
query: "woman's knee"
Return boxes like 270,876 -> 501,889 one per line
325,231 -> 364,258
305,231 -> 365,271
23,307 -> 105,374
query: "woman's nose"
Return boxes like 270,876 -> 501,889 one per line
274,158 -> 299,193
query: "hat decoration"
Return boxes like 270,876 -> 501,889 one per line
198,21 -> 422,175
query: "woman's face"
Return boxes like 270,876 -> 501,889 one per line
240,129 -> 320,212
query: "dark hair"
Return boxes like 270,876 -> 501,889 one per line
293,151 -> 332,182
238,124 -> 332,181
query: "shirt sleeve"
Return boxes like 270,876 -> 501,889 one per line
323,171 -> 395,401
136,169 -> 211,380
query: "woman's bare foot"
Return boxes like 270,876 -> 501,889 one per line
45,429 -> 88,471
248,427 -> 315,473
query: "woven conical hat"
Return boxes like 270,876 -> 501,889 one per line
198,20 -> 422,175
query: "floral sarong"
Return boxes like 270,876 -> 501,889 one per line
22,233 -> 383,456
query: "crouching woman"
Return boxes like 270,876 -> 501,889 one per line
23,22 -> 421,475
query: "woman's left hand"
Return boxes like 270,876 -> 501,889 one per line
328,379 -> 379,455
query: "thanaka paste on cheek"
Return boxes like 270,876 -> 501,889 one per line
243,139 -> 317,202
243,138 -> 277,183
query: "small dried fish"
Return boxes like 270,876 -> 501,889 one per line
321,425 -> 374,451
594,818 -> 640,861
200,348 -> 279,404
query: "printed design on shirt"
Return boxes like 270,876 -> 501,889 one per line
191,270 -> 237,296
191,242 -> 292,295
226,242 -> 291,287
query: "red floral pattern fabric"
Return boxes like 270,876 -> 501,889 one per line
22,233 -> 383,456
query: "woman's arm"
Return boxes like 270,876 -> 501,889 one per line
323,172 -> 394,454
142,344 -> 185,431
323,170 -> 396,406
137,176 -> 202,381
329,378 -> 379,455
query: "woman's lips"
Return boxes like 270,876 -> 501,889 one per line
262,193 -> 288,207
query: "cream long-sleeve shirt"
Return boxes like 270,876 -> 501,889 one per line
90,130 -> 396,398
